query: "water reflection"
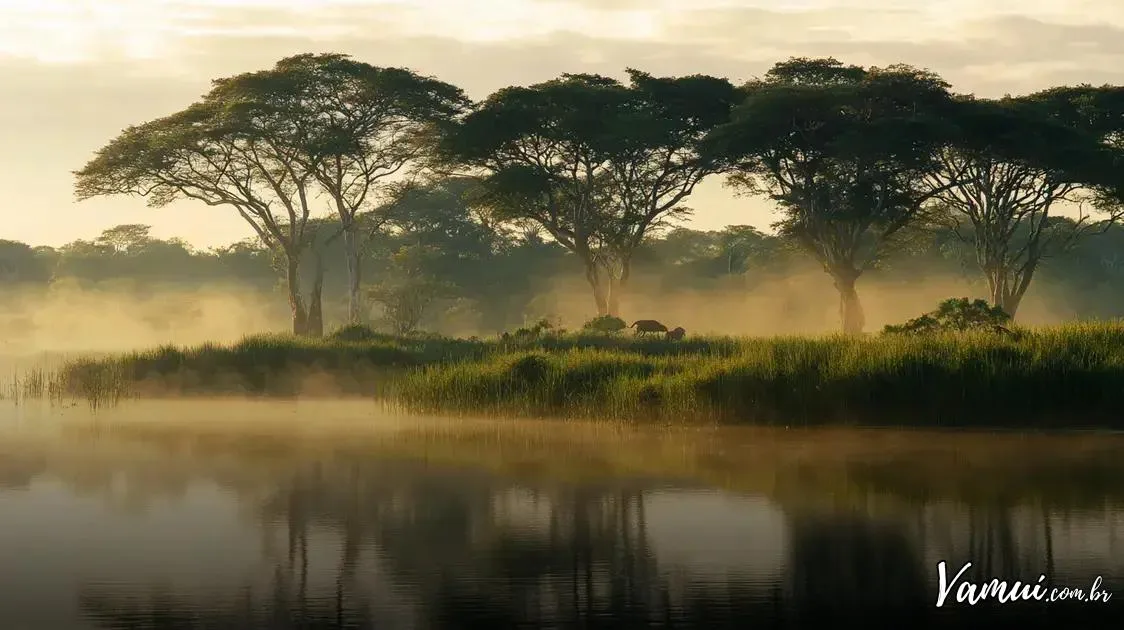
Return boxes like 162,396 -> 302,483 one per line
0,411 -> 1121,628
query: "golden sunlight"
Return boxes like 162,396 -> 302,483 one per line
0,0 -> 663,64
0,0 -> 176,62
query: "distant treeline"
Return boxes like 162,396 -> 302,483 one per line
70,54 -> 1124,335
5,189 -> 1124,336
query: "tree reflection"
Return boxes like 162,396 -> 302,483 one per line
79,583 -> 381,629
0,434 -> 1112,629
785,514 -> 928,622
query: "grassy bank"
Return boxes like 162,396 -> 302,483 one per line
21,322 -> 1124,427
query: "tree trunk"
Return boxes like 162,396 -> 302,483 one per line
583,259 -> 609,316
342,227 -> 364,325
605,258 -> 631,318
986,263 -> 1034,320
285,252 -> 309,336
979,218 -> 1047,318
607,276 -> 621,318
832,272 -> 865,335
986,268 -> 1014,318
306,249 -> 325,338
995,290 -> 1023,320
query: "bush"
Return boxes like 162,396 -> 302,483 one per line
328,323 -> 381,342
582,315 -> 627,334
883,298 -> 1012,335
504,317 -> 559,340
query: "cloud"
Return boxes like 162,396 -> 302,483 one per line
648,8 -> 1124,94
7,2 -> 1123,96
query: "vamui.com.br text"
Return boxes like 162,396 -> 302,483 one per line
935,561 -> 1113,607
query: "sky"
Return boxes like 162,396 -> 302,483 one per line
3,0 -> 1124,250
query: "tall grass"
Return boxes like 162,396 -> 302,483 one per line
22,322 -> 1124,427
397,323 -> 1124,428
3,363 -> 124,410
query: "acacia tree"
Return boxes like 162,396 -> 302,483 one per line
703,58 -> 959,334
93,224 -> 154,254
923,93 -> 1124,318
75,98 -> 323,335
441,70 -> 736,317
201,53 -> 469,325
590,70 -> 738,315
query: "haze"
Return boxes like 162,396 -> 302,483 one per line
4,0 -> 1124,248
1,0 -> 1122,354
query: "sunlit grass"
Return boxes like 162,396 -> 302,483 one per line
397,323 -> 1124,427
13,322 -> 1124,427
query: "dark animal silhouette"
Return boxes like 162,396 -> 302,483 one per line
630,319 -> 668,336
666,326 -> 686,341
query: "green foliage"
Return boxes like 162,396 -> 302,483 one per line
706,58 -> 958,234
36,322 -> 1124,429
11,213 -> 1124,338
441,69 -> 738,314
883,298 -> 1013,334
507,317 -> 559,340
582,315 -> 627,333
0,240 -> 52,285
74,53 -> 470,335
393,322 -> 1124,427
328,323 -> 382,342
71,54 -> 1124,338
702,58 -> 963,333
924,93 -> 1124,317
368,276 -> 450,336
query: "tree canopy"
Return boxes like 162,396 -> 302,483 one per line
922,91 -> 1124,316
206,53 -> 469,323
75,53 -> 468,335
71,53 -> 1124,335
703,58 -> 962,332
441,69 -> 738,315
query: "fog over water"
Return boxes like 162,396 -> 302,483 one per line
0,400 -> 1120,628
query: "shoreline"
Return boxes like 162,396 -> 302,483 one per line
11,322 -> 1124,429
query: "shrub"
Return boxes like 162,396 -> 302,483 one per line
328,323 -> 381,342
884,298 -> 1012,335
582,315 -> 627,334
504,317 -> 559,340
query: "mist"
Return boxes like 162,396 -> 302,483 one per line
0,277 -> 1078,362
0,267 -> 1100,360
0,281 -> 289,356
518,266 -> 1083,338
0,217 -> 1117,359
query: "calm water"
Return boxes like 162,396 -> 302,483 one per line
1,400 -> 1122,629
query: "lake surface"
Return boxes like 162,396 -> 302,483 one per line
1,399 -> 1122,629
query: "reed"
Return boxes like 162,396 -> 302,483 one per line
396,322 -> 1124,428
23,322 -> 1124,427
